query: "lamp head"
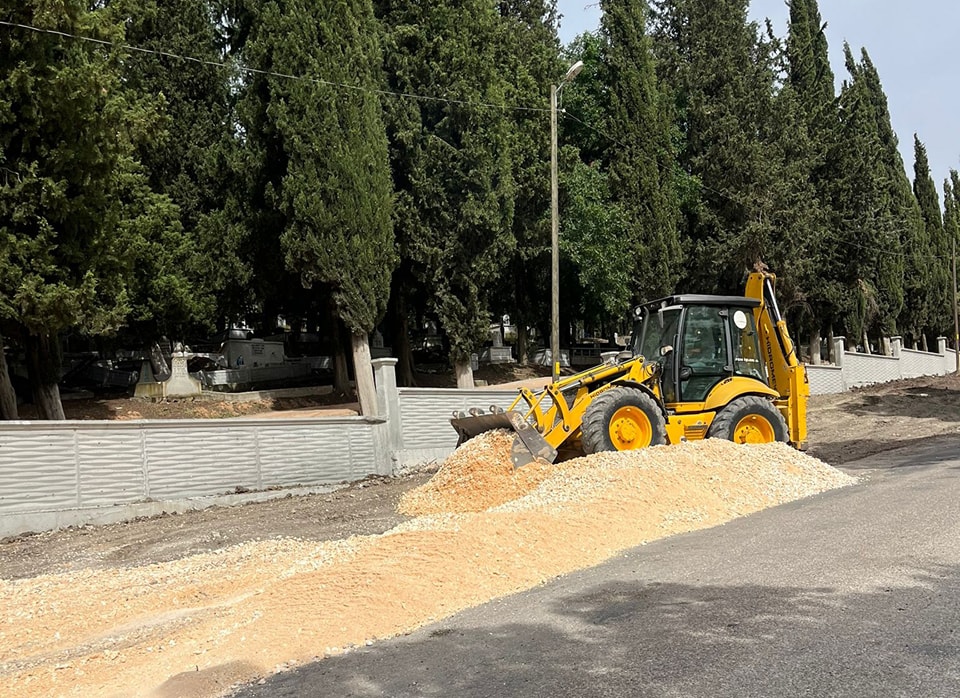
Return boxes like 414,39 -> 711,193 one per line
563,60 -> 584,84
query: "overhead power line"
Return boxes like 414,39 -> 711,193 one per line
3,21 -> 952,264
0,19 -> 550,114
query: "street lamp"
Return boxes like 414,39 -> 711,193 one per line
550,60 -> 584,382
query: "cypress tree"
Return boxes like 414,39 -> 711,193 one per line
377,0 -> 516,388
120,0 -> 243,336
784,0 -> 839,357
945,173 -> 960,351
238,0 -> 396,413
493,0 -> 562,364
0,1 -> 183,418
650,0 -> 812,313
858,49 -> 918,342
826,45 -> 901,349
911,136 -> 948,342
601,0 -> 681,303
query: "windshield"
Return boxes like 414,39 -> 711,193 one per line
633,307 -> 682,361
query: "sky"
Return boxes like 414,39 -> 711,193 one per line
555,1 -> 960,194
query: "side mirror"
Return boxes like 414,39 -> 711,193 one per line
659,345 -> 674,357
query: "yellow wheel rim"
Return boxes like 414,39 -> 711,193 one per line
733,414 -> 777,444
609,406 -> 653,450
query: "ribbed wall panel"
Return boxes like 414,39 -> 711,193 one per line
257,423 -> 373,486
901,349 -> 945,380
0,431 -> 77,512
144,427 -> 260,498
76,430 -> 145,506
806,366 -> 845,395
398,389 -> 520,450
844,353 -> 901,388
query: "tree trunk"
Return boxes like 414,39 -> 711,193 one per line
351,331 -> 377,416
26,332 -> 65,420
808,328 -> 822,365
0,330 -> 18,419
388,284 -> 416,387
330,318 -> 351,395
861,330 -> 871,354
921,334 -> 929,352
827,328 -> 835,363
454,357 -> 474,389
517,323 -> 529,365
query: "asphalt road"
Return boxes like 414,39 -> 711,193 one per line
232,437 -> 960,698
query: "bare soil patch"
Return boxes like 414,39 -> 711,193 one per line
805,373 -> 960,465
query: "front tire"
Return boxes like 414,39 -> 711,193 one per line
707,395 -> 788,444
581,387 -> 667,454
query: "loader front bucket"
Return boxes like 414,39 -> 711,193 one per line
450,408 -> 558,468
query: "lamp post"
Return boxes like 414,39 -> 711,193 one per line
550,60 -> 584,382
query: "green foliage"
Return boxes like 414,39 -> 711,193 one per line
378,0 -> 516,362
911,136 -> 948,337
783,0 -> 839,332
559,153 -> 631,322
0,0 -> 183,338
650,0 -> 810,302
600,0 -> 682,303
237,0 -> 396,335
115,0 -> 238,335
492,0 -> 562,353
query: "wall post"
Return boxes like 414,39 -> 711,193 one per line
372,358 -> 401,475
890,336 -> 902,358
833,336 -> 845,367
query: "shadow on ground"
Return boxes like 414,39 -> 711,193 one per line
229,561 -> 960,698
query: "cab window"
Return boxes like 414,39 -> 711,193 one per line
731,308 -> 767,383
680,306 -> 728,402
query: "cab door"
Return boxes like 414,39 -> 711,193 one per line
678,305 -> 730,402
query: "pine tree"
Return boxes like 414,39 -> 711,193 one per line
238,0 -> 396,413
0,2 -> 183,418
601,0 -> 682,303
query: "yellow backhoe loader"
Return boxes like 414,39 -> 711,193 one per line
451,271 -> 808,467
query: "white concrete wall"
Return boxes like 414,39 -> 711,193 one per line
5,344 -> 959,538
901,349 -> 946,379
843,352 -> 902,388
0,416 -> 385,538
396,388 -> 520,466
806,365 -> 845,394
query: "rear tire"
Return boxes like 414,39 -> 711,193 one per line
581,387 -> 667,454
707,395 -> 788,444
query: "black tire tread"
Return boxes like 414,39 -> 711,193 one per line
707,395 -> 788,443
581,386 -> 667,454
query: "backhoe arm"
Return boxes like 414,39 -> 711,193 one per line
744,272 -> 809,448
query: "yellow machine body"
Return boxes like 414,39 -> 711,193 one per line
451,272 -> 809,466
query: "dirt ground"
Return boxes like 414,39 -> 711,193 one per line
2,372 -> 959,697
4,373 -> 960,578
